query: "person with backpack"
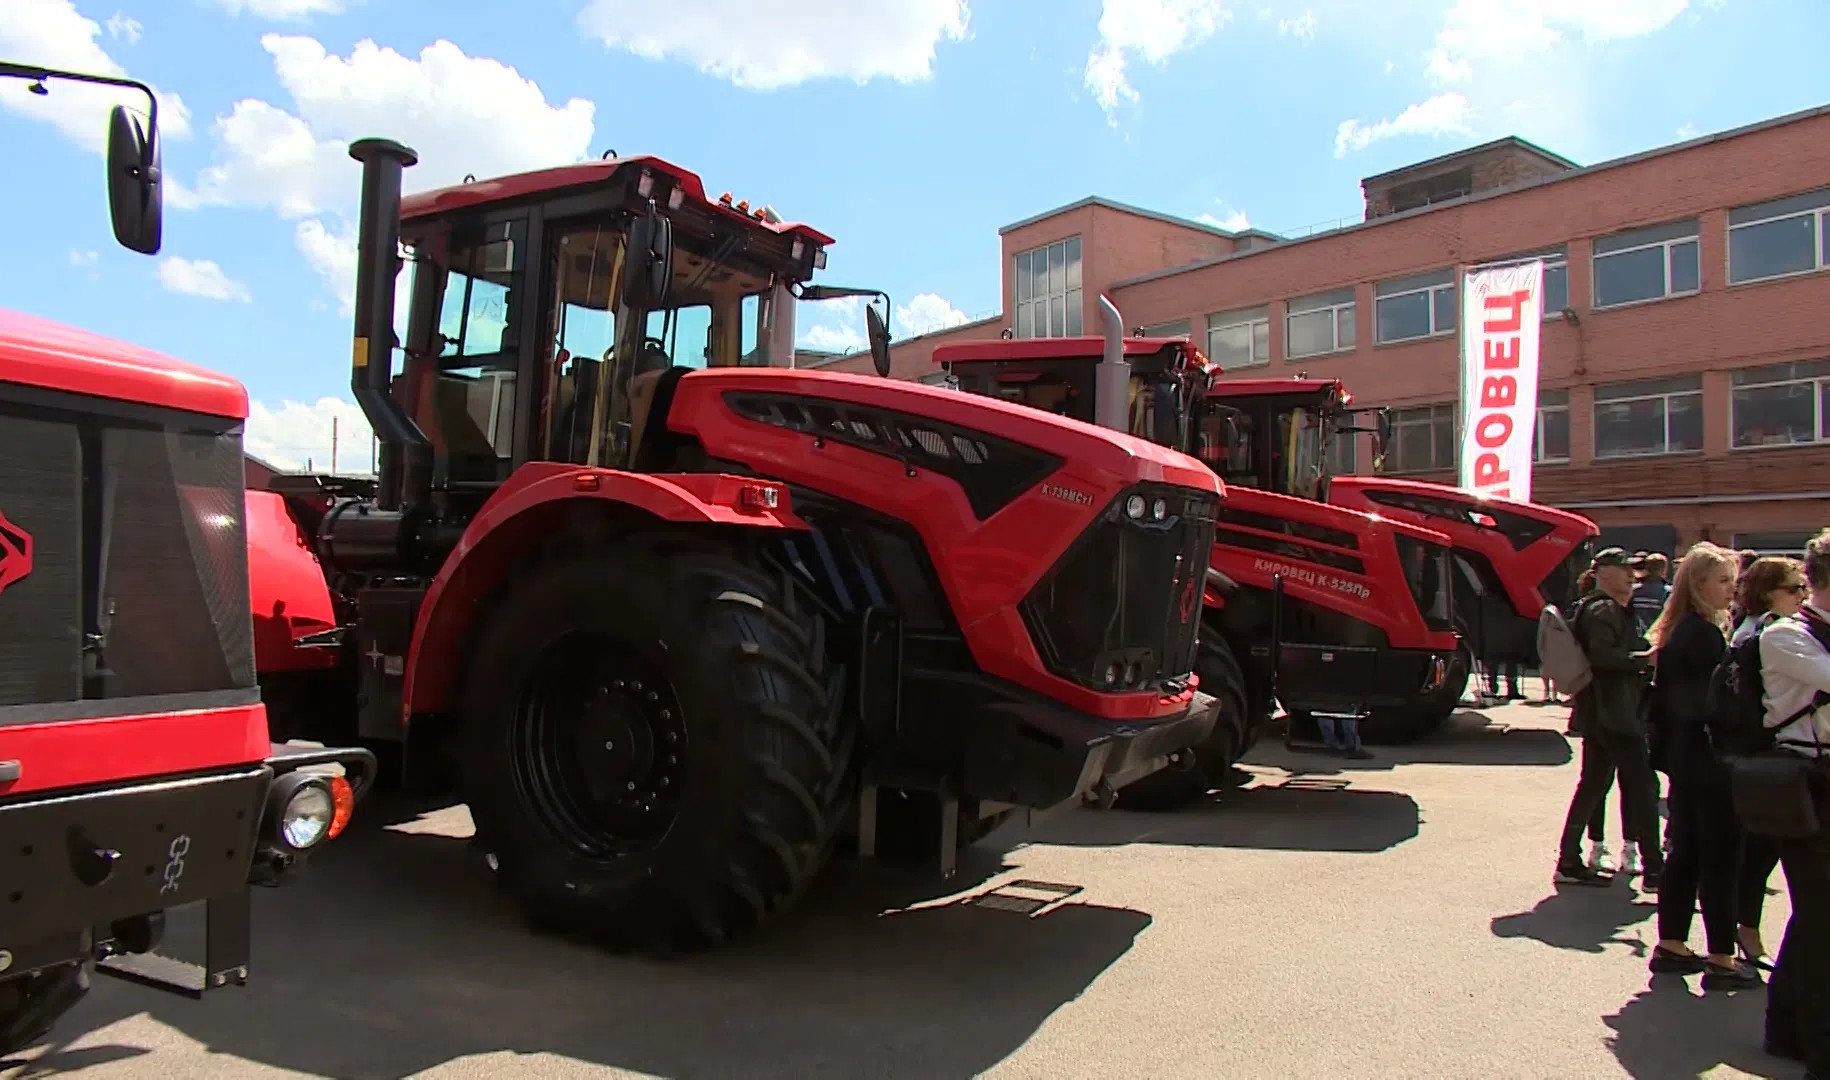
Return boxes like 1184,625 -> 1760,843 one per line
1633,552 -> 1673,636
1549,563 -> 1640,874
1756,530 -> 1830,1077
1644,542 -> 1762,989
1728,556 -> 1808,967
1550,547 -> 1662,888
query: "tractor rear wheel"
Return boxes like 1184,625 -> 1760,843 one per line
1112,636 -> 1252,811
460,533 -> 854,950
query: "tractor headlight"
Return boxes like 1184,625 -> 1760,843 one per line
265,773 -> 339,853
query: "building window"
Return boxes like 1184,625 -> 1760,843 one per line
1327,428 -> 1358,475
1379,403 -> 1457,473
1591,220 -> 1700,308
1592,375 -> 1704,459
1730,358 -> 1830,448
1206,306 -> 1270,370
1485,247 -> 1570,318
1734,531 -> 1822,556
1014,237 -> 1082,339
1374,269 -> 1456,344
1286,287 -> 1356,358
1143,319 -> 1192,338
1728,187 -> 1830,285
1535,388 -> 1571,463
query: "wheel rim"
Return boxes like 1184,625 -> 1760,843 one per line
509,631 -> 687,859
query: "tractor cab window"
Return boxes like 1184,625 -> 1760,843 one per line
543,224 -> 622,464
1197,403 -> 1260,489
431,220 -> 525,482
948,366 -> 1095,422
1273,406 -> 1325,500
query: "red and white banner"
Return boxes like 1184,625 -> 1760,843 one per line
1458,260 -> 1544,501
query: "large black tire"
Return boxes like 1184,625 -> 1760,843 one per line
460,532 -> 854,950
0,963 -> 88,1059
1359,644 -> 1472,745
1111,636 -> 1252,811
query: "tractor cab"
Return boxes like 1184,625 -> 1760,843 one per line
1192,376 -> 1392,501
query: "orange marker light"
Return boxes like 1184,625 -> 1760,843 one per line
328,775 -> 356,839
574,472 -> 601,492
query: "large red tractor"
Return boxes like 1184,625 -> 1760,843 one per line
935,301 -> 1463,793
0,64 -> 375,1058
1196,375 -> 1600,687
245,138 -> 1224,947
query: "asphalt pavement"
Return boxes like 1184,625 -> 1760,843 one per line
5,692 -> 1807,1079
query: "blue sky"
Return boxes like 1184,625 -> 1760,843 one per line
4,0 -> 1824,468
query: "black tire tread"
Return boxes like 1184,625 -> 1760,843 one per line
1112,635 -> 1253,812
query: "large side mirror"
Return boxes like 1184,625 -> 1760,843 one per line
865,302 -> 892,378
621,205 -> 673,310
106,105 -> 161,255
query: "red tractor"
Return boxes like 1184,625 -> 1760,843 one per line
244,138 -> 1224,946
0,64 -> 375,1057
935,299 -> 1464,795
1195,374 -> 1600,693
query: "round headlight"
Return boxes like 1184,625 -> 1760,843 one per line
280,782 -> 335,850
1151,498 -> 1168,521
1125,495 -> 1147,519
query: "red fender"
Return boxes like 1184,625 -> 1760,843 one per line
246,490 -> 341,674
401,464 -> 805,720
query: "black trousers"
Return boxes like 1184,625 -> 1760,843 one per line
1560,729 -> 1660,868
1585,775 -> 1631,844
1739,832 -> 1783,930
1767,766 -> 1830,1076
1657,770 -> 1743,956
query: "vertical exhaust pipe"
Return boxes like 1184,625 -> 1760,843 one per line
1094,293 -> 1130,433
348,138 -> 427,510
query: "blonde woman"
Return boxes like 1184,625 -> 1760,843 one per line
1645,542 -> 1761,989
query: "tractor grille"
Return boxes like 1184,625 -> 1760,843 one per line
1020,484 -> 1218,694
0,389 -> 254,721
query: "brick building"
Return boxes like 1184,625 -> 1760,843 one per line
813,104 -> 1830,557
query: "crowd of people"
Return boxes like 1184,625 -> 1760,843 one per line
1548,531 -> 1830,1079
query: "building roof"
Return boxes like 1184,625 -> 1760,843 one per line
1112,102 -> 1830,291
1359,135 -> 1579,185
998,195 -> 1284,244
0,307 -> 248,419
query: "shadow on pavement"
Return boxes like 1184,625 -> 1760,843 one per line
1029,778 -> 1421,854
1252,711 -> 1573,773
37,795 -> 1150,1080
1490,880 -> 1657,955
0,1042 -> 149,1078
1605,983 -> 1803,1080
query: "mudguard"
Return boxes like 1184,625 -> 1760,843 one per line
401,464 -> 805,718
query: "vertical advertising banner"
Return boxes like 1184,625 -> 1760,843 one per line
1458,260 -> 1544,501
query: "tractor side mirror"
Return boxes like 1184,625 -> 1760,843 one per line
106,105 -> 161,255
621,205 -> 673,310
865,302 -> 892,378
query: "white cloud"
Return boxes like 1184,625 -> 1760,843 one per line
0,0 -> 191,154
206,0 -> 350,18
1334,92 -> 1472,157
1277,11 -> 1317,41
1198,208 -> 1250,230
157,256 -> 252,302
1675,122 -> 1699,140
796,294 -> 867,353
579,0 -> 969,91
105,12 -> 141,43
175,34 -> 596,308
247,397 -> 375,473
1085,0 -> 1232,120
896,293 -> 970,336
67,248 -> 99,267
1427,0 -> 1691,84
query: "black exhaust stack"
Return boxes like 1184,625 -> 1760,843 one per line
348,138 -> 427,511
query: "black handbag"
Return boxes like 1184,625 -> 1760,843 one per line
1728,749 -> 1823,839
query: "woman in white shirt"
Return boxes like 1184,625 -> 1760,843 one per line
1729,556 -> 1808,966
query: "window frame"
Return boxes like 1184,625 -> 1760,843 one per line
1590,375 -> 1705,460
1728,358 -> 1830,451
1013,236 -> 1084,339
1534,388 -> 1571,464
1285,287 -> 1356,359
1379,401 -> 1458,474
1726,188 -> 1830,286
1142,318 -> 1193,339
1373,269 -> 1457,345
1591,220 -> 1701,310
1205,306 -> 1271,370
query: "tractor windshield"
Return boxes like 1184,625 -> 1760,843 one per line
1190,399 -> 1326,498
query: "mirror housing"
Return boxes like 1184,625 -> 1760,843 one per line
106,105 -> 161,255
621,204 -> 673,310
1373,407 -> 1393,459
865,303 -> 892,378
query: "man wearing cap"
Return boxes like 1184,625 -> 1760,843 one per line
1555,547 -> 1664,887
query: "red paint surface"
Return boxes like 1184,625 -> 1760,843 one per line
0,307 -> 248,420
0,704 -> 270,797
246,490 -> 341,673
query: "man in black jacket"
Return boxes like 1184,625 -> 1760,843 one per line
1555,547 -> 1663,887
